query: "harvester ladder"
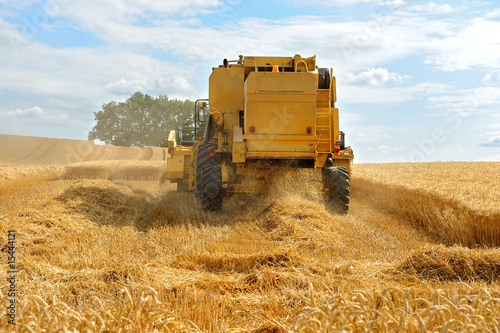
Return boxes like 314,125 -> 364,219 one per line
316,89 -> 332,153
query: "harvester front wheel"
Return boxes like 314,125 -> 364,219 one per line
200,164 -> 222,211
325,166 -> 350,214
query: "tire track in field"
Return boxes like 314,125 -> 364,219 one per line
12,138 -> 52,163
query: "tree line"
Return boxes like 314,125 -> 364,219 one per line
88,92 -> 194,147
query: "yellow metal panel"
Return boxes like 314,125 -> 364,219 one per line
245,101 -> 315,135
243,134 -> 317,141
243,56 -> 294,68
245,72 -> 316,95
258,74 -> 304,92
332,108 -> 340,145
166,154 -> 185,179
245,94 -> 315,103
233,126 -> 244,142
209,67 -> 244,115
245,72 -> 316,137
233,142 -> 246,163
332,158 -> 351,175
246,139 -> 315,154
316,89 -> 329,108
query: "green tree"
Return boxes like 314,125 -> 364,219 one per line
88,92 -> 194,147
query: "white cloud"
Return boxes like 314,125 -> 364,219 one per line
341,113 -> 363,124
407,2 -> 453,14
6,106 -> 43,116
286,0 -> 404,6
485,8 -> 500,19
480,131 -> 500,146
285,0 -> 376,6
3,105 -> 71,129
344,68 -> 409,86
106,76 -> 195,96
427,87 -> 500,117
340,82 -> 454,104
378,145 -> 405,154
425,18 -> 500,71
376,0 -> 405,7
349,125 -> 391,143
106,79 -> 145,95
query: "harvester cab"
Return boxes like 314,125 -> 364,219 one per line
167,54 -> 354,213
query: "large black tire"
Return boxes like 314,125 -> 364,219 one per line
200,164 -> 222,211
324,166 -> 350,214
196,142 -> 219,197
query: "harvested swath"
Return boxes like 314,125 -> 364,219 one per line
63,161 -> 116,179
63,160 -> 166,181
149,146 -> 168,161
112,161 -> 166,181
397,245 -> 500,282
174,251 -> 292,273
56,179 -> 146,227
0,165 -> 62,182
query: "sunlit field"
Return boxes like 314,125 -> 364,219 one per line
1,135 -> 499,332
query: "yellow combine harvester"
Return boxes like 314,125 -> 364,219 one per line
166,55 -> 353,213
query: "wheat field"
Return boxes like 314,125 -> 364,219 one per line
1,135 -> 500,332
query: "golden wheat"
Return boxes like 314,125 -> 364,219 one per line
1,139 -> 500,332
353,162 -> 500,247
354,162 -> 500,214
1,168 -> 500,332
292,287 -> 500,332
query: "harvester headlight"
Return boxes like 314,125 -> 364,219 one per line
249,126 -> 256,133
307,127 -> 313,134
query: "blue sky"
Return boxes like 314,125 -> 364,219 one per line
1,0 -> 500,162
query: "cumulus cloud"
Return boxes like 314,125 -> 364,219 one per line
376,0 -> 405,7
6,106 -> 44,116
344,68 -> 409,86
480,131 -> 500,146
106,76 -> 195,96
349,125 -> 391,143
427,87 -> 500,117
3,105 -> 71,130
407,2 -> 453,14
424,19 -> 500,71
341,113 -> 363,124
486,8 -> 500,19
378,145 -> 405,154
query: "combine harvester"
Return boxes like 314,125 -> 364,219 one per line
166,55 -> 353,213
